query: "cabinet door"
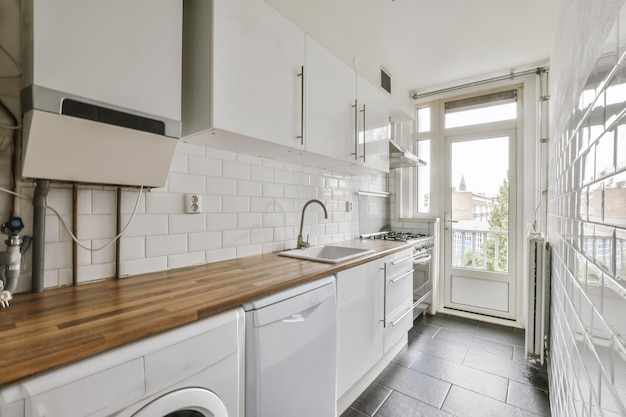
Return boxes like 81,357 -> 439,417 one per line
304,35 -> 356,163
336,259 -> 384,397
356,75 -> 391,172
212,0 -> 305,149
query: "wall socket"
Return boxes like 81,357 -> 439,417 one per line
184,193 -> 202,214
345,201 -> 353,212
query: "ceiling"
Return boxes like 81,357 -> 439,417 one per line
268,0 -> 557,96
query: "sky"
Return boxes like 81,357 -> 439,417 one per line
451,136 -> 509,197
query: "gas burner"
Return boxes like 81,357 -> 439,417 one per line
364,231 -> 428,242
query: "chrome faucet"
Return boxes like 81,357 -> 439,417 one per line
297,199 -> 328,249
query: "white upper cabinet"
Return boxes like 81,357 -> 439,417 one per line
304,35 -> 356,163
182,0 -> 305,149
182,0 -> 391,172
356,74 -> 391,173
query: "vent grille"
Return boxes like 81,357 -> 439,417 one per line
381,68 -> 391,94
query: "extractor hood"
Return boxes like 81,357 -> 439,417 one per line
20,0 -> 182,188
389,139 -> 426,169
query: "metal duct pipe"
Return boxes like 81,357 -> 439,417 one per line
31,179 -> 50,293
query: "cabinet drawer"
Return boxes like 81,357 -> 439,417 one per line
384,299 -> 413,353
385,268 -> 413,318
384,251 -> 413,280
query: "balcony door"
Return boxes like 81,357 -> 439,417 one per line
442,90 -> 519,321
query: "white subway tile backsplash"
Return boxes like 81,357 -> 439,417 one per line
251,165 -> 274,182
274,168 -> 294,184
223,229 -> 250,248
206,248 -> 237,263
119,257 -> 168,277
168,173 -> 206,194
78,263 -> 115,283
236,244 -> 262,258
120,237 -> 146,261
189,231 -> 222,251
223,160 -> 251,180
77,214 -> 116,239
207,213 -> 237,231
208,177 -> 237,196
237,153 -> 263,166
168,151 -> 189,173
168,251 -> 205,269
262,212 -> 285,228
262,242 -> 283,254
223,196 -> 250,213
238,213 -> 262,229
146,234 -> 187,257
77,190 -> 92,214
189,154 -> 222,177
251,197 -> 275,213
169,213 -> 206,234
122,214 -> 169,237
206,147 -> 237,161
262,182 -> 284,197
237,180 -> 263,196
44,242 -> 72,269
145,192 -> 183,214
251,228 -> 273,244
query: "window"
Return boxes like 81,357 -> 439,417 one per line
416,106 -> 432,214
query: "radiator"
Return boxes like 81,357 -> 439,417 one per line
526,235 -> 551,364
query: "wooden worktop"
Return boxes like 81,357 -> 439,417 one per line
0,239 -> 411,387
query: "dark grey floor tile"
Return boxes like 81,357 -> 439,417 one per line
407,334 -> 468,364
434,327 -> 515,360
340,407 -> 368,417
507,380 -> 551,416
408,320 -> 441,339
514,345 -> 527,362
392,346 -> 422,367
476,322 -> 526,347
422,313 -> 480,334
351,382 -> 392,416
463,349 -> 549,391
442,385 -> 540,417
375,391 -> 455,417
410,351 -> 509,401
375,362 -> 451,409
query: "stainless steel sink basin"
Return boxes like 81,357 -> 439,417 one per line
278,245 -> 374,264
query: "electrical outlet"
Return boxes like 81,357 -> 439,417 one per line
346,201 -> 353,213
184,193 -> 202,214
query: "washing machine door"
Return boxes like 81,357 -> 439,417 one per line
131,388 -> 228,417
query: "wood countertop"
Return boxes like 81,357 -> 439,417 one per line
0,238 -> 412,387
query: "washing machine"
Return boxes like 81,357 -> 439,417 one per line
0,308 -> 245,417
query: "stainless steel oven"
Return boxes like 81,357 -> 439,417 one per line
411,237 -> 434,318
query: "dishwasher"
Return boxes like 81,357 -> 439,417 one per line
243,275 -> 337,417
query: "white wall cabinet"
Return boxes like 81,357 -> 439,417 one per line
182,0 -> 305,150
356,75 -> 392,172
304,35 -> 357,164
336,248 -> 413,400
182,0 -> 391,172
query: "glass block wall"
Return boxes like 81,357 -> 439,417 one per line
548,8 -> 626,417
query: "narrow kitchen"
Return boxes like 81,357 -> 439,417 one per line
0,1 -> 625,417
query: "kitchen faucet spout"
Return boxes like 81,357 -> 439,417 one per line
297,199 -> 328,249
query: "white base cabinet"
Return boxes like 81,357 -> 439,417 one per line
336,248 -> 414,403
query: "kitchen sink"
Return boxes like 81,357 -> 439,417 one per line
278,245 -> 374,264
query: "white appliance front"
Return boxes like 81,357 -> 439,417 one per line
128,388 -> 227,417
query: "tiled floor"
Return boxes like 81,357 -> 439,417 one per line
341,314 -> 551,417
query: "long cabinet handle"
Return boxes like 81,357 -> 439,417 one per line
297,66 -> 304,145
390,306 -> 413,327
352,99 -> 358,160
392,254 -> 414,265
390,269 -> 414,284
360,104 -> 366,161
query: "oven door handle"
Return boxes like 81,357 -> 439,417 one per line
413,254 -> 432,265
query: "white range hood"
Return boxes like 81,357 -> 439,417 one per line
389,139 -> 426,169
20,0 -> 182,188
